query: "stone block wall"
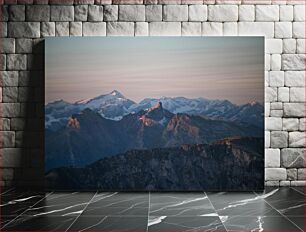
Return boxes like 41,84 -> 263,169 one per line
0,0 -> 305,187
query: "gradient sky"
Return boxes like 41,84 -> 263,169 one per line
45,37 -> 264,105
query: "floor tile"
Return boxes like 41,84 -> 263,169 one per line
255,188 -> 305,217
291,187 -> 306,195
21,192 -> 96,217
222,216 -> 303,232
149,192 -> 214,216
207,191 -> 281,216
1,190 -> 47,216
148,216 -> 226,232
1,215 -> 76,231
287,216 -> 305,230
82,192 -> 149,216
70,216 -> 148,231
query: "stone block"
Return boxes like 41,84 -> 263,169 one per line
88,5 -> 103,22
2,103 -> 20,117
1,71 -> 18,86
289,132 -> 305,147
284,103 -> 305,117
265,39 -> 282,54
297,39 -> 305,54
202,22 -> 222,35
282,54 -> 305,71
294,5 -> 305,21
223,22 -> 237,35
297,168 -> 305,180
265,148 -> 280,167
74,5 -> 88,21
182,22 -> 201,36
290,181 -> 306,186
55,22 -> 69,36
256,5 -> 279,21
9,5 -> 25,21
265,87 -> 277,102
1,148 -> 23,168
107,22 -> 134,36
265,54 -> 270,71
283,118 -> 299,131
238,22 -> 274,37
293,22 -> 305,38
290,87 -> 305,102
265,181 -> 280,187
265,131 -> 270,148
1,38 -> 15,53
299,118 -> 305,131
265,168 -> 286,181
163,5 -> 188,21
7,54 -> 27,71
119,5 -> 145,21
0,54 -> 6,71
269,71 -> 284,87
146,5 -> 162,22
270,131 -> 288,148
8,22 -> 40,38
16,39 -> 32,53
281,148 -> 305,168
239,5 -> 255,21
271,54 -> 281,71
279,181 -> 290,186
270,110 -> 283,117
189,5 -> 207,21
3,87 -> 18,102
50,6 -> 74,21
41,22 -> 55,37
265,117 -> 282,131
135,22 -> 148,36
104,5 -> 118,21
26,5 -> 50,21
83,22 -> 106,36
287,168 -> 297,180
208,5 -> 238,22
70,22 -> 82,36
285,71 -> 305,87
283,39 -> 296,54
280,5 -> 293,21
275,22 -> 292,39
149,22 -> 181,36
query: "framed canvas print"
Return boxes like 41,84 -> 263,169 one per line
45,37 -> 264,191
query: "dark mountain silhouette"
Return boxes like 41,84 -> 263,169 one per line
45,102 -> 263,172
46,137 -> 264,191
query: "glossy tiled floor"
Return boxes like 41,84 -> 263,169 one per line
0,187 -> 305,231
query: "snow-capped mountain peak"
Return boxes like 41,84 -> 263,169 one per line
110,90 -> 125,98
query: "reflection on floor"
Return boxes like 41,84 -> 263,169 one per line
0,187 -> 305,231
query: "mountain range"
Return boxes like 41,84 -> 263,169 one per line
45,90 -> 264,131
45,137 -> 264,191
45,100 -> 263,172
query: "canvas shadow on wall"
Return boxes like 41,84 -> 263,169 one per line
44,37 -> 264,191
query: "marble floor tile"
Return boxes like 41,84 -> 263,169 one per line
1,190 -> 47,217
149,192 -> 215,216
20,192 -> 96,217
2,215 -> 76,231
221,216 -> 303,232
148,216 -> 227,232
70,216 -> 148,232
207,191 -> 281,216
291,187 -> 306,195
82,192 -> 149,216
255,188 -> 305,217
287,216 -> 305,230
